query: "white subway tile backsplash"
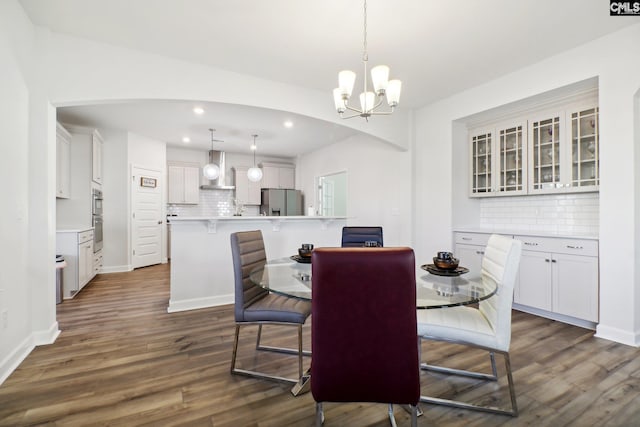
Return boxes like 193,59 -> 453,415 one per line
167,190 -> 259,217
480,193 -> 599,235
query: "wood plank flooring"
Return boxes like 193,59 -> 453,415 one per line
1,263 -> 640,426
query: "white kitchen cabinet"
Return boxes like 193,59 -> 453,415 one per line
468,95 -> 598,198
168,163 -> 200,204
514,235 -> 599,324
260,162 -> 295,189
233,166 -> 261,205
93,249 -> 103,275
56,228 -> 95,299
92,131 -> 103,185
469,120 -> 527,197
453,232 -> 492,276
56,125 -> 102,229
56,122 -> 71,199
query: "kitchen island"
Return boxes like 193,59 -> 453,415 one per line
168,216 -> 347,312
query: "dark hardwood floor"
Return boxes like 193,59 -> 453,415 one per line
1,263 -> 639,426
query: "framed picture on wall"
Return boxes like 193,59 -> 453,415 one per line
140,177 -> 157,188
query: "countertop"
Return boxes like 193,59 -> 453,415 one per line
169,215 -> 347,221
453,226 -> 598,240
56,227 -> 94,233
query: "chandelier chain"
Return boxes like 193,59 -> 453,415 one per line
362,0 -> 368,62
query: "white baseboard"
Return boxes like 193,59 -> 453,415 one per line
32,321 -> 61,346
99,264 -> 133,274
0,321 -> 62,385
512,304 -> 597,330
595,324 -> 640,347
167,294 -> 233,313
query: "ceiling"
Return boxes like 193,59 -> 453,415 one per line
21,0 -> 637,156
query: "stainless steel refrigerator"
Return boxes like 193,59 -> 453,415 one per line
261,189 -> 303,216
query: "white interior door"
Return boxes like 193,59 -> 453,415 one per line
132,166 -> 162,269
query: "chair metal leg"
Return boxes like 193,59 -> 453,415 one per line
231,322 -> 307,385
387,404 -> 398,427
419,350 -> 518,416
230,324 -> 240,373
410,404 -> 418,427
255,323 -> 312,357
315,402 -> 324,426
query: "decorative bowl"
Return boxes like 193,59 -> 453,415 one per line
433,257 -> 459,270
298,248 -> 312,258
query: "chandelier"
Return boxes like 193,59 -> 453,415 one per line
333,0 -> 402,120
247,134 -> 263,182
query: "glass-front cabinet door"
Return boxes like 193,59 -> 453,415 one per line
470,130 -> 493,196
529,113 -> 563,193
497,122 -> 526,195
570,106 -> 599,190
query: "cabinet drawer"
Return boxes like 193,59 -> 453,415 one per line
514,235 -> 598,257
78,230 -> 94,244
93,253 -> 103,272
454,232 -> 491,246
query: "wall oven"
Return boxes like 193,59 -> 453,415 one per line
92,188 -> 103,252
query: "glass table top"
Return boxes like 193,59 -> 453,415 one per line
249,257 -> 497,309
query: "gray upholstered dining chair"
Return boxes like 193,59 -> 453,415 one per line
230,230 -> 312,383
341,226 -> 384,247
417,234 -> 522,416
311,247 -> 420,426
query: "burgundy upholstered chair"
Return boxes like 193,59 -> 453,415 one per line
230,230 -> 312,384
311,247 -> 420,426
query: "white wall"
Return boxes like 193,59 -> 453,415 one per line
297,133 -> 412,247
0,0 -> 58,384
413,23 -> 640,346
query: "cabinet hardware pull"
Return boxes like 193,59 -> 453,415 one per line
545,259 -> 550,262
524,242 -> 538,246
476,251 -> 485,255
566,245 -> 583,249
462,237 -> 472,241
551,259 -> 557,263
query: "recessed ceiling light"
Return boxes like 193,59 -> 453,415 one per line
182,136 -> 191,143
283,120 -> 293,128
193,107 -> 205,115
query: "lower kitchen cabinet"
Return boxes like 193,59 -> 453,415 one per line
454,230 -> 599,327
56,228 -> 95,299
514,235 -> 599,324
454,232 -> 492,276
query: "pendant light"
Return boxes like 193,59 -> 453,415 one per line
332,0 -> 401,120
202,128 -> 221,180
247,134 -> 263,182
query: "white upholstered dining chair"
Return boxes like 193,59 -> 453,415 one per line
417,234 -> 522,416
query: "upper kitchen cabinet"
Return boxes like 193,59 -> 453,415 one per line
569,105 -> 599,190
168,162 -> 200,204
56,125 -> 102,228
92,131 -> 103,185
468,95 -> 599,198
56,122 -> 71,199
233,166 -> 261,205
528,103 -> 599,194
469,120 -> 527,197
260,162 -> 295,189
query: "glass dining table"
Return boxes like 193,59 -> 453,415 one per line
249,257 -> 496,396
249,257 -> 496,309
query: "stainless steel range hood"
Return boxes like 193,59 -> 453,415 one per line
200,150 -> 235,190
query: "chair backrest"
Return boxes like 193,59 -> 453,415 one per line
340,226 -> 384,247
478,234 -> 522,351
230,230 -> 268,322
310,247 -> 420,406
